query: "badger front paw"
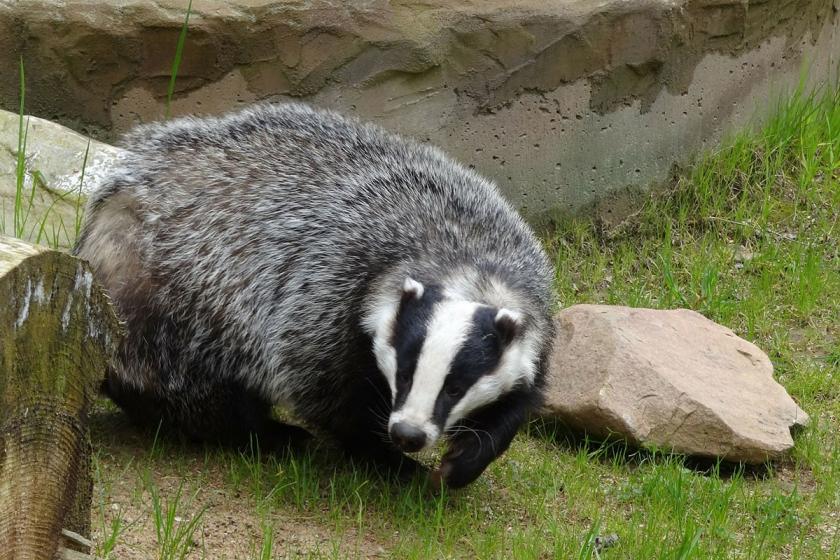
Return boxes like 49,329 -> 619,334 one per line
429,389 -> 535,491
430,432 -> 496,490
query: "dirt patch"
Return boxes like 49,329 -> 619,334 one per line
89,407 -> 387,559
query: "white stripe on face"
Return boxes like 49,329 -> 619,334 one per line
364,277 -> 430,405
387,300 -> 478,445
364,297 -> 399,401
445,333 -> 537,429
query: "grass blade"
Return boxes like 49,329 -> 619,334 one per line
165,0 -> 193,119
74,138 -> 91,241
14,57 -> 28,238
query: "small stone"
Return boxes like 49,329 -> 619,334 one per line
594,534 -> 619,551
541,305 -> 808,463
734,246 -> 754,263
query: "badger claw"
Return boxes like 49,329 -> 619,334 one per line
428,458 -> 455,494
427,439 -> 485,490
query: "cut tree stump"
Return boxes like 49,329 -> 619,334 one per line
0,235 -> 121,560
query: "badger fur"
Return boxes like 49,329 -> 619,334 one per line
74,103 -> 554,488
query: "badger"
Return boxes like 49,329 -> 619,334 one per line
74,103 -> 554,488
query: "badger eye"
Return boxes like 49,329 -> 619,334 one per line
444,384 -> 461,399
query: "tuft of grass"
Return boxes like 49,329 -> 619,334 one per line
93,453 -> 128,559
4,58 -> 90,249
147,477 -> 206,560
257,520 -> 275,560
13,56 -> 31,239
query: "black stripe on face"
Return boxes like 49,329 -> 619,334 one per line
391,284 -> 443,410
431,306 -> 506,429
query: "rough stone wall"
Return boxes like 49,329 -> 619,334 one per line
0,0 -> 837,222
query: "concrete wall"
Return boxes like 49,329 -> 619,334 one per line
1,0 -> 837,223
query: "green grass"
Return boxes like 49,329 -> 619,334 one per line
147,478 -> 206,560
2,58 -> 90,249
92,454 -> 129,559
165,0 -> 193,119
12,57 -> 31,239
87,81 -> 839,558
3,0 -> 190,246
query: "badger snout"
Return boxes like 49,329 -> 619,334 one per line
389,422 -> 427,453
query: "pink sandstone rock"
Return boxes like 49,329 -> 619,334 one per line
542,304 -> 808,463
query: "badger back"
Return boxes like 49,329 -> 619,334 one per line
74,103 -> 554,402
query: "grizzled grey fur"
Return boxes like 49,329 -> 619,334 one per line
74,103 -> 554,488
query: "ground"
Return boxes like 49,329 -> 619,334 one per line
78,84 -> 840,558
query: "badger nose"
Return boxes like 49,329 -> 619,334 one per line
390,422 -> 427,452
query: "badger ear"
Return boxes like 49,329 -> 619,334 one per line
495,308 -> 523,346
401,277 -> 424,301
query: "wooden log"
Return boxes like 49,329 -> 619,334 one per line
0,235 -> 120,560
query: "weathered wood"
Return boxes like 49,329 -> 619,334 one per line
0,235 -> 120,560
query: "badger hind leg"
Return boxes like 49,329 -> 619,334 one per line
102,371 -> 311,453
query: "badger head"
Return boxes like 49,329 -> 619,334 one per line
364,276 -> 540,454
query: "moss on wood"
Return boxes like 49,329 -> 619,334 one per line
0,235 -> 120,559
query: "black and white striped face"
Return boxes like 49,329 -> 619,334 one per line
366,278 -> 539,453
